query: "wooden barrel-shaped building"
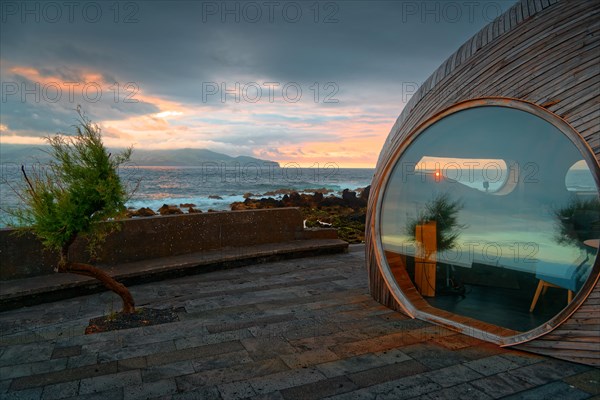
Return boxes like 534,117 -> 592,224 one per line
366,0 -> 599,366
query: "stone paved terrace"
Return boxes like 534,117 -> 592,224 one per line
0,245 -> 598,399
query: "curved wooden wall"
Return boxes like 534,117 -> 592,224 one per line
366,0 -> 600,365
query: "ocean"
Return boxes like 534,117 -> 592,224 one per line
123,165 -> 375,211
1,163 -> 596,227
0,164 -> 375,226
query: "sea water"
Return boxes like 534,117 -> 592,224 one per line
0,163 -> 375,226
1,163 -> 596,227
123,165 -> 375,211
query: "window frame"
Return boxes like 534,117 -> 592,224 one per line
373,97 -> 600,345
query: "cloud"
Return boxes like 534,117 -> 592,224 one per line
0,1 -> 512,167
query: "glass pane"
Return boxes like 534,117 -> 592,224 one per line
380,106 -> 599,332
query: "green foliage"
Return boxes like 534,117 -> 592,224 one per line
406,193 -> 467,251
9,108 -> 133,259
554,197 -> 600,247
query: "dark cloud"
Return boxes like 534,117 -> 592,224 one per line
1,1 -> 511,97
1,0 -> 514,158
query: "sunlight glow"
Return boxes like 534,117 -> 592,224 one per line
0,64 -> 394,167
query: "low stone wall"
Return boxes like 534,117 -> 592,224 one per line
0,208 -> 335,280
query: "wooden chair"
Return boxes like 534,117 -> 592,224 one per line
529,252 -> 591,312
529,280 -> 573,312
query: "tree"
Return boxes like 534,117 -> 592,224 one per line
553,197 -> 600,248
406,192 -> 467,251
10,108 -> 136,313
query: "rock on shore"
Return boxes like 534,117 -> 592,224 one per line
123,186 -> 370,243
231,187 -> 370,243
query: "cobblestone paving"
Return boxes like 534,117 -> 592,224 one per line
0,245 -> 598,399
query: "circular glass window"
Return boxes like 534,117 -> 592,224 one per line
380,104 -> 599,333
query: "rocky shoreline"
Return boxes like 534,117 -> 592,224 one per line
231,187 -> 369,243
126,186 -> 370,243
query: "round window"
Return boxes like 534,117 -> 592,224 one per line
379,102 -> 599,333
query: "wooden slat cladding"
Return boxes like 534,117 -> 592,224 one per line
517,286 -> 600,363
366,0 -> 600,366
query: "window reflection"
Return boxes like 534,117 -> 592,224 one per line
381,106 -> 599,332
414,157 -> 512,194
566,160 -> 596,193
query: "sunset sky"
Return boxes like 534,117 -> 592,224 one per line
1,1 -> 512,168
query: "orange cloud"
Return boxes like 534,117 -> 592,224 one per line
1,63 -> 396,167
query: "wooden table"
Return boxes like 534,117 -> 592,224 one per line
415,221 -> 437,297
583,239 -> 599,249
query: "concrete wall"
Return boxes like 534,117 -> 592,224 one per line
0,208 -> 329,280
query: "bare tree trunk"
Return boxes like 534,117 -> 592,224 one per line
61,262 -> 136,313
59,237 -> 135,314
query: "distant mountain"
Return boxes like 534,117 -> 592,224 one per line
0,144 -> 279,167
0,144 -> 47,164
131,148 -> 279,167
